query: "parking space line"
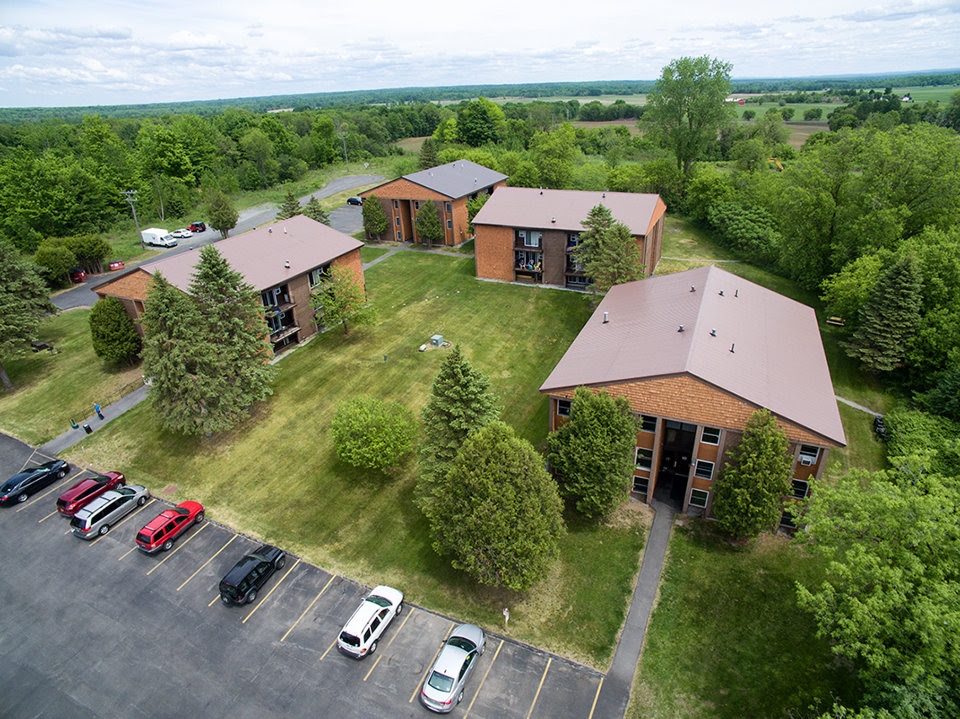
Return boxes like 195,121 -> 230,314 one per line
385,606 -> 414,648
146,522 -> 209,576
90,498 -> 156,546
38,509 -> 59,523
409,621 -> 454,704
119,545 -> 138,560
363,654 -> 383,681
525,656 -> 552,719
319,638 -> 338,662
16,471 -> 81,512
180,533 -> 237,592
242,558 -> 301,624
281,574 -> 335,642
587,677 -> 604,719
464,638 -> 503,717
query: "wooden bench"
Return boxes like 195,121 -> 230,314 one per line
826,316 -> 845,327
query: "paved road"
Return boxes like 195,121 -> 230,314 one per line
52,174 -> 384,311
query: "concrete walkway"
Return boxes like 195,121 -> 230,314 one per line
39,384 -> 150,456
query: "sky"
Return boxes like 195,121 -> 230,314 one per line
1,0 -> 958,108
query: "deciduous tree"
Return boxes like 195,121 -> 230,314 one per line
712,409 -> 792,539
0,241 -> 56,389
89,296 -> 142,365
423,421 -> 564,591
547,386 -> 638,519
330,395 -> 417,474
310,264 -> 373,336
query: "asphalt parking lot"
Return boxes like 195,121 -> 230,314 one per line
0,438 -> 606,719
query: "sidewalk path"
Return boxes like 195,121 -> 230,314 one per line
836,394 -> 881,417
593,498 -> 676,718
39,384 -> 150,456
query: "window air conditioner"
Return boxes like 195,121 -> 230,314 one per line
799,456 -> 814,466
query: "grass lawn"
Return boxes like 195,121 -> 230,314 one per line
629,523 -> 862,719
0,308 -> 143,445
55,250 -> 646,669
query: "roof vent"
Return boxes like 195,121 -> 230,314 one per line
690,285 -> 696,293
603,312 -> 609,324
283,260 -> 290,269
539,189 -> 543,195
710,328 -> 717,337
474,177 -> 477,183
678,324 -> 685,333
268,228 -> 272,234
283,226 -> 287,234
719,290 -> 724,296
730,343 -> 736,353
602,192 -> 606,198
551,217 -> 556,223
735,289 -> 739,297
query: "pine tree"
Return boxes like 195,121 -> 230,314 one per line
417,346 -> 499,512
276,189 -> 302,220
547,386 -> 638,518
361,193 -> 389,241
301,196 -> 330,225
572,204 -> 644,295
418,137 -> 440,170
0,240 -> 56,389
424,421 -> 564,591
845,255 -> 923,373
89,296 -> 142,365
415,200 -> 444,247
207,189 -> 239,239
712,409 -> 793,539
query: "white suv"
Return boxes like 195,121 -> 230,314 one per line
337,585 -> 404,659
70,484 -> 150,539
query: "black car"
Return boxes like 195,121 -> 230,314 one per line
0,459 -> 70,505
346,196 -> 363,206
219,544 -> 285,606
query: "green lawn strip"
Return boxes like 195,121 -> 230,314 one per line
629,524 -> 861,719
58,251 -> 644,667
0,308 -> 143,445
360,245 -> 393,263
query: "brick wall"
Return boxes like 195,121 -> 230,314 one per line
475,224 -> 516,281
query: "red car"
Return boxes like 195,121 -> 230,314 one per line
135,501 -> 205,553
69,267 -> 87,283
56,472 -> 125,516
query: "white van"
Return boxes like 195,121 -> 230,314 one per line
337,585 -> 404,659
141,228 -> 177,248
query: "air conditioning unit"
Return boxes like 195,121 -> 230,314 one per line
799,456 -> 814,466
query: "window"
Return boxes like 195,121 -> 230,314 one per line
308,266 -> 328,288
640,415 -> 657,433
557,399 -> 571,417
445,202 -> 452,213
701,426 -> 720,445
791,479 -> 809,499
396,230 -> 402,240
414,200 -> 420,210
447,219 -> 453,229
633,476 -> 649,494
689,489 -> 709,508
798,445 -> 820,466
395,216 -> 400,226
779,510 -> 797,528
516,229 -> 526,244
635,448 -> 653,471
567,232 -> 580,248
525,231 -> 542,248
393,199 -> 399,209
694,460 -> 714,480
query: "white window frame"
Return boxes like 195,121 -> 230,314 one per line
445,202 -> 452,213
689,489 -> 709,508
557,399 -> 571,417
798,445 -> 820,466
446,219 -> 453,229
635,448 -> 653,472
633,475 -> 649,494
791,479 -> 810,499
640,415 -> 657,433
524,231 -> 542,248
393,199 -> 399,209
701,426 -> 721,445
694,460 -> 714,480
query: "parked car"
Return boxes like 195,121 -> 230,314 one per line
188,221 -> 206,233
171,228 -> 193,239
135,501 -> 204,553
108,260 -> 125,271
346,196 -> 363,206
420,624 -> 486,713
56,471 -> 125,517
69,267 -> 87,283
337,585 -> 404,659
218,544 -> 285,606
0,460 -> 70,505
70,484 -> 150,539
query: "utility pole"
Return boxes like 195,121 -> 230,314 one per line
338,132 -> 349,167
122,190 -> 142,248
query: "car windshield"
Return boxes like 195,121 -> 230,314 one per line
427,671 -> 455,693
447,636 -> 477,653
367,595 -> 392,608
339,632 -> 360,648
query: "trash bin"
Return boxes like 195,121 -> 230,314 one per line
82,423 -> 93,435
71,419 -> 79,429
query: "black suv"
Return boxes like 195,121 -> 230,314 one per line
219,544 -> 285,606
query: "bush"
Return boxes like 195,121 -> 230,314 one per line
330,395 -> 417,473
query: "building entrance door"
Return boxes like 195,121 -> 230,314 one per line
654,420 -> 698,509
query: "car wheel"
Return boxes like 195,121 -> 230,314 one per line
162,539 -> 174,552
16,493 -> 28,503
58,468 -> 67,478
137,496 -> 146,506
479,643 -> 485,656
220,594 -> 231,606
396,602 -> 403,615
457,691 -> 464,705
195,512 -> 204,524
246,589 -> 257,604
274,555 -> 285,570
98,524 -> 110,536
369,640 -> 377,655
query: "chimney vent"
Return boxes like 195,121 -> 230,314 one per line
603,312 -> 609,324
678,324 -> 685,333
283,226 -> 287,234
551,217 -> 556,223
710,328 -> 717,337
730,343 -> 736,353
690,285 -> 696,293
719,290 -> 724,296
735,289 -> 739,297
283,260 -> 290,269
268,228 -> 272,234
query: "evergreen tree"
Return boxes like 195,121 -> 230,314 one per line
417,346 -> 499,513
418,137 -> 440,170
207,189 -> 239,239
712,409 -> 793,539
276,188 -> 302,220
845,255 -> 923,373
466,194 -> 489,236
546,386 -> 638,519
89,296 -> 142,365
330,395 -> 418,474
415,200 -> 444,247
0,240 -> 56,389
310,265 -> 374,335
188,244 -> 276,416
423,421 -> 565,591
301,196 -> 330,225
362,193 -> 389,241
572,204 -> 644,296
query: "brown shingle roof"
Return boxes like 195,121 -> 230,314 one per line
391,159 -> 507,199
541,265 -> 846,446
472,186 -> 665,236
138,215 -> 362,292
